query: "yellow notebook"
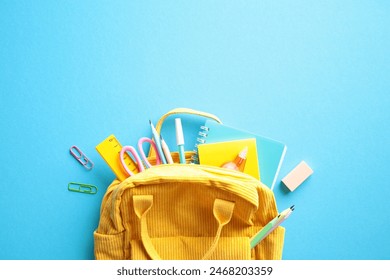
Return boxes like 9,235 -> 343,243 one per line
197,138 -> 260,180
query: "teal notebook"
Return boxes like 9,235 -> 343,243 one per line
192,120 -> 287,190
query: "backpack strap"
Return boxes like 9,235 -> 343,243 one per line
133,195 -> 235,260
154,108 -> 222,133
148,108 -> 222,158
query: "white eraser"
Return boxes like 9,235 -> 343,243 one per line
282,161 -> 313,191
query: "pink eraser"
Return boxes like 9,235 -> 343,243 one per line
282,161 -> 313,191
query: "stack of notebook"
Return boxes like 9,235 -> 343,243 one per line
193,120 -> 287,191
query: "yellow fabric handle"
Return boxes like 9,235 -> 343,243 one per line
133,195 -> 235,260
148,108 -> 222,158
155,108 -> 222,133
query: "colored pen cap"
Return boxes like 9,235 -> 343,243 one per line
175,118 -> 185,145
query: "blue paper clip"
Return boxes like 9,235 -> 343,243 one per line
68,182 -> 98,194
70,145 -> 94,170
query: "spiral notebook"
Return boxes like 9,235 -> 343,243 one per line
192,120 -> 287,190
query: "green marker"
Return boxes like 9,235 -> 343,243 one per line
250,205 -> 295,249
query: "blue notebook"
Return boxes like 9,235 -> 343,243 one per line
192,120 -> 287,190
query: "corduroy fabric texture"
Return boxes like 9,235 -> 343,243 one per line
94,163 -> 285,260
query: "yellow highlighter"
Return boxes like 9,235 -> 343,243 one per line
96,134 -> 139,181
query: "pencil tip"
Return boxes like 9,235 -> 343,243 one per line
149,120 -> 152,124
290,205 -> 295,211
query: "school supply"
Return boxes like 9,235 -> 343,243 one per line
175,118 -> 186,164
282,161 -> 313,191
197,138 -> 260,180
193,120 -> 287,190
221,146 -> 248,172
160,135 -> 174,164
68,182 -> 98,195
149,120 -> 167,164
250,205 -> 294,249
69,145 -> 94,170
94,108 -> 285,260
147,108 -> 223,160
95,135 -> 139,181
120,137 -> 162,177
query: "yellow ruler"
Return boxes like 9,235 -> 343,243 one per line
96,134 -> 138,181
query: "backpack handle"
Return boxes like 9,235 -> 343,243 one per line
133,195 -> 235,260
148,108 -> 222,158
154,108 -> 222,133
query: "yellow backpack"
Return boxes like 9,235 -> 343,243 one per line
93,109 -> 285,260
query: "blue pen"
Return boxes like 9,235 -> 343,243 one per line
149,120 -> 167,164
175,118 -> 186,164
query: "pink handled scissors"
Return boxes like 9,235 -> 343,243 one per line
120,137 -> 162,177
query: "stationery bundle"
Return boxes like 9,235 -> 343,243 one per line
193,120 -> 287,190
94,108 -> 287,260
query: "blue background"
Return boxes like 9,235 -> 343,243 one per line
0,1 -> 389,260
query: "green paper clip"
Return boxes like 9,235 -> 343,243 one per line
68,182 -> 98,194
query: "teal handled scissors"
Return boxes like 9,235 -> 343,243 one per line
120,137 -> 162,177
